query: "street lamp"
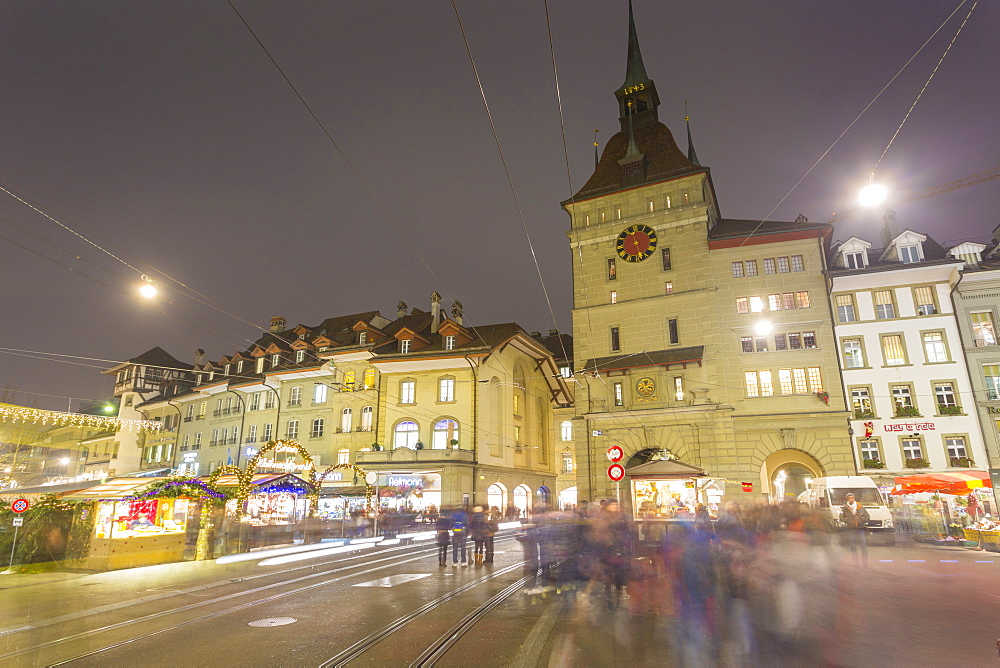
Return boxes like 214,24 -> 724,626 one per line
139,275 -> 157,299
858,182 -> 887,207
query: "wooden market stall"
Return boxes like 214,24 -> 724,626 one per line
625,459 -> 726,545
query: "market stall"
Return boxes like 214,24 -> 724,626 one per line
65,477 -> 220,569
625,459 -> 726,544
210,473 -> 314,550
891,471 -> 995,546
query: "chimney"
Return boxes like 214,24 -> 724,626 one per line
194,348 -> 205,365
880,208 -> 899,249
451,300 -> 463,326
530,332 -> 541,338
549,329 -> 559,337
270,316 -> 286,332
430,292 -> 442,332
396,301 -> 408,319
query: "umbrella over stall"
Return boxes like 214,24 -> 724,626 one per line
892,471 -> 992,496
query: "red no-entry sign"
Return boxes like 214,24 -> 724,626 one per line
606,445 -> 624,462
11,499 -> 29,514
607,464 -> 625,482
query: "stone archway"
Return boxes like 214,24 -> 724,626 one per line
759,449 -> 824,501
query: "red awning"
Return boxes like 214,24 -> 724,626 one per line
891,471 -> 992,495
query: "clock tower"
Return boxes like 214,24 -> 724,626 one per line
562,2 -> 854,505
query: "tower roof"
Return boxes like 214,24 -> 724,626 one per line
621,1 -> 650,91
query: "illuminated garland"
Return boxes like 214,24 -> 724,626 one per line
0,404 -> 161,432
101,478 -> 228,503
208,441 -> 318,515
314,463 -> 376,514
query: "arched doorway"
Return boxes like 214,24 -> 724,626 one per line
760,449 -> 823,501
558,486 -> 578,510
535,485 -> 550,510
513,484 -> 531,517
487,482 -> 507,512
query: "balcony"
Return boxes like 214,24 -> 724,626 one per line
213,410 -> 223,417
196,415 -> 205,420
356,447 -> 475,465
974,337 -> 997,347
183,416 -> 194,423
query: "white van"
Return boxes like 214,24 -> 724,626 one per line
798,476 -> 895,545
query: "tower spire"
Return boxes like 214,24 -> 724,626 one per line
622,0 -> 649,90
615,1 -> 660,131
685,102 -> 701,166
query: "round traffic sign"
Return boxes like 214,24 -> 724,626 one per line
606,445 -> 624,462
11,498 -> 29,514
607,464 -> 625,482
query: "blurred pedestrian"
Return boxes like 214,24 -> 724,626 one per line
485,509 -> 499,564
470,505 -> 487,565
592,498 -> 632,610
839,492 -> 869,568
435,512 -> 452,566
451,506 -> 469,566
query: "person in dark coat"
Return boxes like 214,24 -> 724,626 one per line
451,507 -> 469,566
469,505 -> 488,565
484,509 -> 500,564
435,512 -> 452,566
839,492 -> 870,568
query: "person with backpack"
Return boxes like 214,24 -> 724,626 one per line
451,506 -> 469,566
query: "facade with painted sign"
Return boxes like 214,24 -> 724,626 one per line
829,211 -> 989,483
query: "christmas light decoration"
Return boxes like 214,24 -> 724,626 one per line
0,404 -> 161,432
314,463 -> 376,513
101,478 -> 227,504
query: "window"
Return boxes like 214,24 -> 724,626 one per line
665,196 -> 672,209
796,292 -> 810,309
439,377 -> 455,402
264,392 -> 276,410
247,424 -> 257,443
289,387 -> 302,406
732,261 -> 744,278
985,365 -> 1000,400
183,434 -> 190,449
249,393 -> 260,411
309,418 -> 324,438
314,383 -> 328,404
860,440 -> 881,463
914,286 -> 936,315
237,360 -> 245,374
745,371 -> 773,396
946,437 -> 968,463
360,406 -> 373,431
194,432 -> 202,448
845,252 -> 864,269
186,404 -> 194,419
433,419 -> 459,449
744,260 -> 758,276
892,385 -> 913,410
256,357 -> 265,374
902,438 -> 923,461
363,369 -> 376,388
790,255 -> 804,271
741,337 -> 754,353
512,393 -> 520,415
444,335 -> 456,350
231,426 -> 239,444
610,327 -> 620,352
777,256 -> 790,273
774,334 -> 788,351
211,428 -> 219,446
851,387 -> 872,415
881,335 -> 906,366
782,293 -> 796,310
874,290 -> 895,319
610,290 -> 618,304
400,339 -> 411,354
749,296 -> 764,313
935,382 -> 957,408
359,331 -> 367,345
263,423 -> 273,441
803,332 -> 817,349
843,339 -> 864,368
287,419 -> 299,439
757,258 -> 773,275
341,408 -> 352,432
668,318 -> 679,344
613,382 -> 624,406
768,294 -> 782,311
754,336 -> 768,352
338,449 -> 350,465
343,371 -> 356,391
295,350 -> 306,363
923,332 -> 947,363
899,245 -> 919,263
224,364 -> 231,376
562,452 -> 574,474
661,248 -> 672,271
665,282 -> 673,295
836,294 -> 856,322
561,421 -> 572,441
648,199 -> 654,212
560,366 -> 572,378
608,258 -> 617,281
792,368 -> 808,394
807,367 -> 823,392
616,206 -> 622,219
674,377 -> 684,401
271,353 -> 280,367
736,297 -> 749,314
400,380 -> 415,404
972,312 -> 998,346
514,425 -> 522,444
394,421 -> 419,449
778,369 -> 793,394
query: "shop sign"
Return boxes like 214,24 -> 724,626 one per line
741,482 -> 754,492
183,452 -> 198,462
257,458 -> 312,473
245,447 -> 259,458
987,407 -> 1000,414
380,475 -> 423,487
883,422 -> 936,432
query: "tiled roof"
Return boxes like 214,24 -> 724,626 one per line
581,346 -> 704,373
125,347 -> 192,370
708,218 -> 830,240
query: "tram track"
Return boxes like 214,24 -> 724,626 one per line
3,538 -> 508,665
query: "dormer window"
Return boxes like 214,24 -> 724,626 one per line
400,339 -> 411,354
899,245 -> 920,263
271,353 -> 280,367
237,360 -> 244,373
256,357 -> 265,374
359,331 -> 367,345
444,335 -> 456,351
845,252 -> 865,269
224,364 -> 231,376
295,350 -> 305,363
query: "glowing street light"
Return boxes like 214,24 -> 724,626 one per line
139,274 -> 157,299
754,320 -> 772,336
858,182 -> 888,207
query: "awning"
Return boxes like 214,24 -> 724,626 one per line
892,471 -> 992,495
64,478 -> 167,500
625,459 -> 708,478
319,485 -> 369,498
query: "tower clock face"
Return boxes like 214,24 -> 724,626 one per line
636,377 -> 655,397
616,224 -> 657,262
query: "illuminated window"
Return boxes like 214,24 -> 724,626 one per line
792,368 -> 808,394
560,421 -> 572,441
882,335 -> 906,366
610,290 -> 618,304
923,332 -> 947,363
613,382 -> 624,406
749,296 -> 764,313
343,371 -> 356,391
400,380 -> 415,404
736,297 -> 749,314
608,258 -> 617,281
791,255 -> 804,271
433,419 -> 459,449
358,331 -> 367,345
674,377 -> 684,401
562,452 -> 574,474
394,421 -> 419,449
256,357 -> 265,374
807,367 -> 823,392
313,383 -> 328,404
778,369 -> 793,394
843,339 -> 864,368
310,418 -> 324,438
874,290 -> 895,319
763,258 -> 776,274
513,394 -> 520,415
796,292 -> 810,308
295,350 -> 305,363
271,354 -> 280,367
744,260 -> 758,276
745,371 -> 760,397
665,282 -> 673,295
400,339 -> 411,354
439,377 -> 455,402
338,449 -> 350,465
444,335 -> 457,351
914,286 -> 937,315
286,419 -> 299,439
341,408 -> 352,432
777,256 -> 790,273
851,387 -> 872,414
361,406 -> 373,430
732,262 -> 744,278
759,370 -> 774,396
971,312 -> 997,346
836,294 -> 856,322
289,387 -> 302,406
768,294 -> 782,311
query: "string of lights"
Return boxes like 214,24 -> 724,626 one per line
0,404 -> 162,432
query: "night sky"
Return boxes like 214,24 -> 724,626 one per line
1,1 -> 997,411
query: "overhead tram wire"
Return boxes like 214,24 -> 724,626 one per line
735,0 -> 972,249
449,0 -> 570,365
